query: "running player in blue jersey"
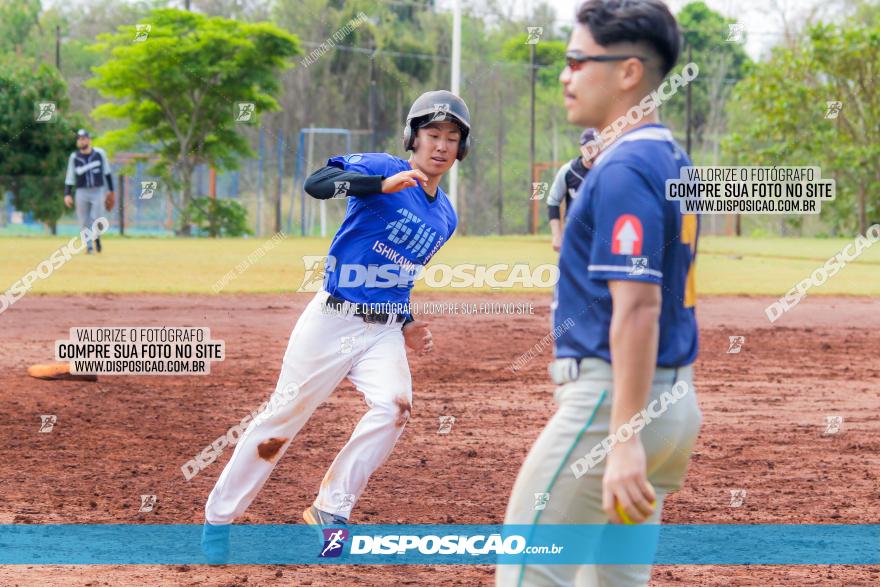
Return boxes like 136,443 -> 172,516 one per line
201,90 -> 470,564
499,2 -> 702,585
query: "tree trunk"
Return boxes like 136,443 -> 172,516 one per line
858,184 -> 867,235
496,98 -> 504,236
177,165 -> 194,236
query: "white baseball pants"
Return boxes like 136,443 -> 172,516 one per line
205,291 -> 412,523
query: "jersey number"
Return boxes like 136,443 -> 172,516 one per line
681,214 -> 697,308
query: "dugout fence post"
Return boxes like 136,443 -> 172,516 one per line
307,127 -> 315,235
296,129 -> 306,236
118,174 -> 125,236
135,161 -> 143,226
276,133 -> 284,234
529,42 -> 537,235
257,127 -> 265,237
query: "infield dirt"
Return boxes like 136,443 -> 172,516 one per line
1,293 -> 878,586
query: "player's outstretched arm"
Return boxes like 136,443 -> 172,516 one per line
304,165 -> 384,199
305,163 -> 431,199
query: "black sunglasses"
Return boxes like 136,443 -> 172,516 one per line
564,51 -> 647,71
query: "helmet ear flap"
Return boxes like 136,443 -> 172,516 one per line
457,133 -> 470,160
402,123 -> 414,152
404,122 -> 424,153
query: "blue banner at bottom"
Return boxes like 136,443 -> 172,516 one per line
0,524 -> 877,565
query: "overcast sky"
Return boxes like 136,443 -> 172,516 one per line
438,0 -> 829,61
54,0 -> 829,61
552,0 -> 820,60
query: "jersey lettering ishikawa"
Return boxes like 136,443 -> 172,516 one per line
322,153 -> 458,305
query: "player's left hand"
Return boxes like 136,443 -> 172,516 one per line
104,191 -> 115,211
403,321 -> 433,354
602,439 -> 655,524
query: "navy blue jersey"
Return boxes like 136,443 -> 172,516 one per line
322,153 -> 458,305
553,125 -> 699,367
65,148 -> 112,190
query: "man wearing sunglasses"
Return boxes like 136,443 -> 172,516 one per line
499,1 -> 702,585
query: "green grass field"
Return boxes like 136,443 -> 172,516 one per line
1,235 -> 877,296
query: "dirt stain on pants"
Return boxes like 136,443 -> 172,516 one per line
257,437 -> 287,461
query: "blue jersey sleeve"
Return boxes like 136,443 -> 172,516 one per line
326,153 -> 391,178
587,162 -> 665,285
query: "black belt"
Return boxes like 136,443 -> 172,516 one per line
324,294 -> 406,324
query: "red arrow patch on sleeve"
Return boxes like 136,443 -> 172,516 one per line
611,214 -> 643,255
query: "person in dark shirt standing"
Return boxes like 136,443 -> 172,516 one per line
547,128 -> 599,251
63,129 -> 114,254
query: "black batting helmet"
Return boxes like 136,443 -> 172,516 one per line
402,90 -> 471,160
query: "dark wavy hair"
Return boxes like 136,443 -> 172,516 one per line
576,0 -> 681,78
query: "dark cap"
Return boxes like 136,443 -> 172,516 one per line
76,129 -> 90,138
579,128 -> 599,146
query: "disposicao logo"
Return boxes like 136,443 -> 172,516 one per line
319,528 -> 349,558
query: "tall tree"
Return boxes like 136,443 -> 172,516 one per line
0,57 -> 86,233
88,8 -> 300,234
0,0 -> 42,55
663,2 -> 751,152
723,19 -> 880,235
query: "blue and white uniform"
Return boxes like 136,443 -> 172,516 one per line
323,153 -> 457,307
499,125 -> 703,587
206,152 -> 458,525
